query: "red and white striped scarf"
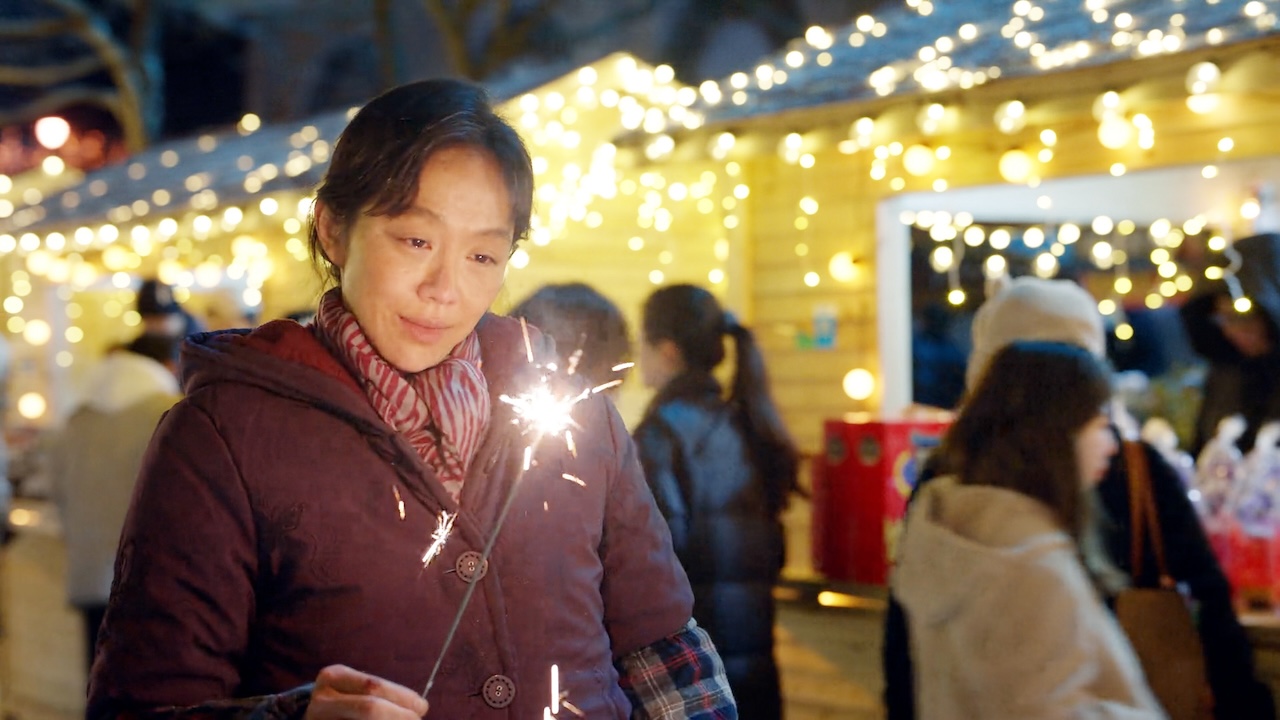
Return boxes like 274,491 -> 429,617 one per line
315,288 -> 489,502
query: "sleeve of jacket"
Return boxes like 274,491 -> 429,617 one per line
632,415 -> 690,556
1143,444 -> 1276,719
87,399 -> 300,719
599,401 -> 697,659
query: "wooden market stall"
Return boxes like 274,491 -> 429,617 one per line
610,0 -> 1280,453
0,53 -> 732,428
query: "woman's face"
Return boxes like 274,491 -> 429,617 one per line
1075,412 -> 1118,488
639,336 -> 680,390
320,146 -> 512,373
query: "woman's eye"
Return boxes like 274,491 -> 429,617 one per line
405,238 -> 429,249
474,254 -> 495,265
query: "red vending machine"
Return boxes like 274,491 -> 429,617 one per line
812,418 -> 950,585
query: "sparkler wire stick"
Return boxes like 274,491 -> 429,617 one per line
421,432 -> 545,699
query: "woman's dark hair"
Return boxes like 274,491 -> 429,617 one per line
642,284 -> 800,515
307,78 -> 534,285
509,283 -> 630,387
937,340 -> 1113,539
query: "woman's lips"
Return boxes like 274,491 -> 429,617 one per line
400,316 -> 448,343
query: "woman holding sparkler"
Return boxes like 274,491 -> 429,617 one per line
634,285 -> 800,720
88,80 -> 736,720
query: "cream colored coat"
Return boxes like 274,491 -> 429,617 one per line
892,477 -> 1167,720
51,351 -> 180,606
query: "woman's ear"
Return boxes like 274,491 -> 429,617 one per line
315,201 -> 348,268
658,339 -> 683,371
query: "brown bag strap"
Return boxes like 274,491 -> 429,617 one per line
1124,441 -> 1174,588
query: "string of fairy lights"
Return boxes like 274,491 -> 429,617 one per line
0,0 -> 1274,420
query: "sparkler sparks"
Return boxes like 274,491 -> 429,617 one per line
422,334 -> 629,701
543,664 -> 585,718
500,384 -> 589,438
420,511 -> 456,568
393,485 -> 405,520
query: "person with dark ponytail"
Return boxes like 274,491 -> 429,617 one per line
634,284 -> 801,720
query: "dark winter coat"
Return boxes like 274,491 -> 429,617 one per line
1181,232 -> 1280,453
88,316 -> 694,720
883,434 -> 1275,720
633,372 -> 785,720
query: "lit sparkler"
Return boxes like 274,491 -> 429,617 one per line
421,320 -> 627,701
420,511 -> 456,568
543,664 -> 585,718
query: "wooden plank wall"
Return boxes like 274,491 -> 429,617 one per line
736,40 -> 1280,460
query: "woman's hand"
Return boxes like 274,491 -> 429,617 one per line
305,665 -> 430,719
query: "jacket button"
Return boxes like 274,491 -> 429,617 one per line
455,551 -> 488,583
481,674 -> 515,708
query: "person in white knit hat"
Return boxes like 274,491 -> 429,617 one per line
965,276 -> 1107,391
883,277 -> 1274,720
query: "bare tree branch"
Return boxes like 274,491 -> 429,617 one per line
374,0 -> 398,90
0,17 -> 76,37
422,0 -> 476,78
0,55 -> 105,85
42,0 -> 148,150
0,86 -> 127,129
480,0 -> 556,77
129,0 -> 152,58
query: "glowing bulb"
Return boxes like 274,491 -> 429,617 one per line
999,149 -> 1034,183
17,392 -> 46,420
22,320 -> 51,346
1186,61 -> 1221,95
1097,116 -> 1133,149
843,368 -> 876,400
903,145 -> 936,176
509,248 -> 530,269
829,252 -> 857,282
34,116 -> 71,149
948,288 -> 966,306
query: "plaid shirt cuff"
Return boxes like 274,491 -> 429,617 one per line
617,618 -> 738,719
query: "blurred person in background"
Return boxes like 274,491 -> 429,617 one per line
1180,231 -> 1280,453
884,277 -> 1273,720
508,282 -> 631,393
893,340 -> 1163,718
0,333 -> 11,534
136,278 -> 203,341
50,333 -> 181,671
634,283 -> 800,720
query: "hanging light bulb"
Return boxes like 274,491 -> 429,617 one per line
995,100 -> 1027,134
1185,61 -> 1222,95
1097,115 -> 1134,149
999,149 -> 1034,183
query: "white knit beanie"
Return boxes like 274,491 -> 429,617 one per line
966,276 -> 1106,391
